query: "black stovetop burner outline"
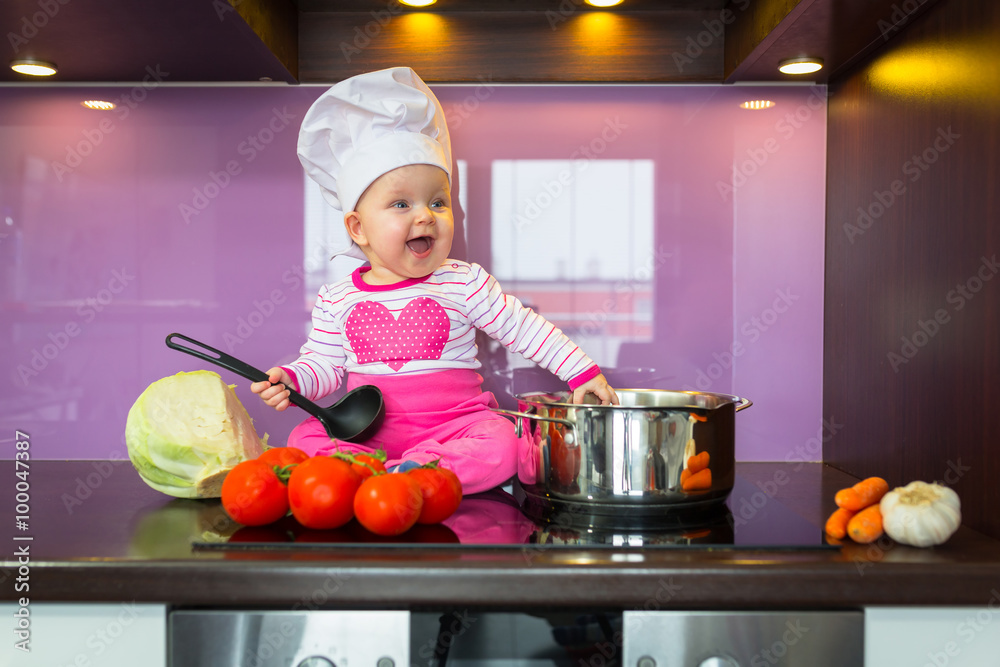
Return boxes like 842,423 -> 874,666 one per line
193,474 -> 836,552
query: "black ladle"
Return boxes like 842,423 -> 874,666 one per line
165,333 -> 385,443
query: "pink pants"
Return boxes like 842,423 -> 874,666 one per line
287,369 -> 523,495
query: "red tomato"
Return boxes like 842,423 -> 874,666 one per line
407,466 -> 463,524
351,453 -> 387,480
353,474 -> 424,536
258,446 -> 309,469
221,460 -> 289,526
287,457 -> 362,530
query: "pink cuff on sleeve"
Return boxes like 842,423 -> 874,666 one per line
279,366 -> 301,393
567,365 -> 601,391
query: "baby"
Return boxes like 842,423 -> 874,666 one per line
252,67 -> 617,494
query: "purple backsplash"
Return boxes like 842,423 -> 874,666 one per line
0,83 -> 825,462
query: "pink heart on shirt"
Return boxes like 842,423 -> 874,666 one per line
346,297 -> 449,371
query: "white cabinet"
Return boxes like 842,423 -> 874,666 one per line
0,603 -> 166,667
866,605 -> 1000,666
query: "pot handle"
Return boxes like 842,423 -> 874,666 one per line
490,408 -> 576,447
735,397 -> 753,412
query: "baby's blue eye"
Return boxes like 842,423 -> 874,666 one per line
392,201 -> 408,209
431,199 -> 447,208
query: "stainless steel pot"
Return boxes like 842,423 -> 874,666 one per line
495,389 -> 752,519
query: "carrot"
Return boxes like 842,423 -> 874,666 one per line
680,468 -> 692,485
682,467 -> 712,491
686,451 -> 710,474
846,504 -> 884,543
824,507 -> 857,540
834,476 -> 889,511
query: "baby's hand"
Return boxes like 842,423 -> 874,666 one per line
571,373 -> 620,406
251,367 -> 295,411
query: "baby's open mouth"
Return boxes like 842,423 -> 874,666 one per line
406,236 -> 433,254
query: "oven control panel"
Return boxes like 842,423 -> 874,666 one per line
169,610 -> 409,667
623,610 -> 863,667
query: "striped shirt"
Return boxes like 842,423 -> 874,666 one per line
282,260 -> 599,401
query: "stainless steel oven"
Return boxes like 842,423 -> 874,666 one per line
168,609 -> 863,667
169,610 -> 410,667
622,611 -> 863,667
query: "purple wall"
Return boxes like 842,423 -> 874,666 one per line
0,83 -> 825,461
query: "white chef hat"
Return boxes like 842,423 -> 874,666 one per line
297,67 -> 453,260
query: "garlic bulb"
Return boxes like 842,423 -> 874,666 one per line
880,481 -> 961,547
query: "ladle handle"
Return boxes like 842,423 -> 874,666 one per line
165,333 -> 325,419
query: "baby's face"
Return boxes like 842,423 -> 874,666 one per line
348,164 -> 454,285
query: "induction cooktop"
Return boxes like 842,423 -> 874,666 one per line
193,473 -> 835,552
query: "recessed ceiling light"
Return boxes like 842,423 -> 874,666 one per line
10,59 -> 57,76
586,0 -> 624,6
399,0 -> 437,6
778,57 -> 824,75
81,100 -> 116,111
739,100 -> 776,110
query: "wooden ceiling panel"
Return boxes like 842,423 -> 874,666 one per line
724,0 -> 945,83
295,1 -> 728,12
0,0 -> 951,84
0,0 -> 297,83
299,9 -> 725,83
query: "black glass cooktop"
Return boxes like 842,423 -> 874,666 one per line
194,474 -> 834,552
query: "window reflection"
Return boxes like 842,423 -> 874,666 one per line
491,159 -> 655,366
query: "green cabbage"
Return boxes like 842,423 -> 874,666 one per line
125,370 -> 267,498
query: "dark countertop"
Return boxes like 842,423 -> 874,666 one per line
4,460 -> 999,609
